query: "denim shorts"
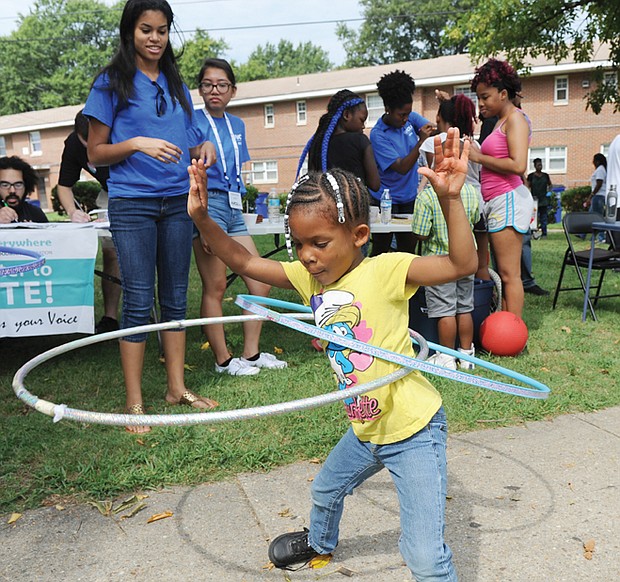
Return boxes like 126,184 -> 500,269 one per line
192,189 -> 248,238
108,194 -> 193,342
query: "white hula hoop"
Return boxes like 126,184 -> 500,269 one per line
12,314 -> 429,427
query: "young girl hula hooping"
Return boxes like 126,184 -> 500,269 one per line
84,0 -> 218,433
188,127 -> 476,579
193,58 -> 286,376
469,59 -> 533,319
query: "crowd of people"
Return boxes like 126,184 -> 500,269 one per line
3,0 -> 619,577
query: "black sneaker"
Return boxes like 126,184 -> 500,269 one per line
95,316 -> 119,334
524,284 -> 550,296
268,528 -> 319,570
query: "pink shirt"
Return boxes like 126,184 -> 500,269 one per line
480,111 -> 531,201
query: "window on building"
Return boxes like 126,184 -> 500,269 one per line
296,100 -> 307,125
554,76 -> 569,104
366,93 -> 383,126
0,137 -> 6,156
603,71 -> 618,89
249,160 -> 278,183
264,104 -> 275,128
454,85 -> 478,108
529,146 -> 567,173
29,131 -> 42,155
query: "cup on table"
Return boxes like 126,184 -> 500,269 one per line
369,207 -> 380,223
243,213 -> 258,228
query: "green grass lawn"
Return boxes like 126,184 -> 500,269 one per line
1,229 -> 619,513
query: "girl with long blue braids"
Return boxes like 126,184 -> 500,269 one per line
188,127 -> 477,579
299,89 -> 380,192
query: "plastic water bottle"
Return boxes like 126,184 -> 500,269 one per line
267,188 -> 281,223
605,185 -> 617,223
380,188 -> 392,224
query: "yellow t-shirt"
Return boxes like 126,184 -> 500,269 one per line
282,252 -> 442,445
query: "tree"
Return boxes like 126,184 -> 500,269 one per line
448,0 -> 620,113
176,29 -> 230,89
0,0 -> 122,115
336,0 -> 475,68
235,40 -> 333,82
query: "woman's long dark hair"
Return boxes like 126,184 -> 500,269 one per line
97,0 -> 192,116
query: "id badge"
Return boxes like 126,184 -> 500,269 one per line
228,191 -> 243,210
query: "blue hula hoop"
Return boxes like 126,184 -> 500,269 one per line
235,295 -> 551,400
0,246 -> 45,276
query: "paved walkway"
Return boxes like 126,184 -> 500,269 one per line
2,408 -> 618,581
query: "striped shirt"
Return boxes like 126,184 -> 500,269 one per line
411,183 -> 480,256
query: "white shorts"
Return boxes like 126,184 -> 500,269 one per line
484,184 -> 534,234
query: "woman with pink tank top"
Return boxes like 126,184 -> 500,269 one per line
469,59 -> 533,319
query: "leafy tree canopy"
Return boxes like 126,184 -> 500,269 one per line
0,0 -> 122,115
448,0 -> 620,113
336,0 -> 475,68
177,29 -> 230,89
235,40 -> 333,82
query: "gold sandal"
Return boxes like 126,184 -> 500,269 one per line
124,404 -> 151,434
168,390 -> 218,410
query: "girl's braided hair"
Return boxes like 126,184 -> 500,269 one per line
283,169 -> 370,260
470,58 -> 522,100
297,90 -> 365,177
438,94 -> 477,137
377,69 -> 416,110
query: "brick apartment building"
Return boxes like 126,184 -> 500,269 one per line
1,46 -> 618,210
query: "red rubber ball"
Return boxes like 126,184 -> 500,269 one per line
479,311 -> 528,356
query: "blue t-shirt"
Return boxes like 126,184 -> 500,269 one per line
370,111 -> 430,204
83,70 -> 202,198
195,110 -> 250,195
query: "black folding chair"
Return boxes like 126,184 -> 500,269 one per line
552,212 -> 620,320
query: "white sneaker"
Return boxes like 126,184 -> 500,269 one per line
241,352 -> 288,370
426,353 -> 457,370
458,345 -> 476,370
215,357 -> 260,376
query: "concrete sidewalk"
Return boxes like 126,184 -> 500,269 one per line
2,408 -> 618,581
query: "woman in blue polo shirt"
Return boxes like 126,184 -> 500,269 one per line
84,0 -> 217,433
370,70 -> 435,255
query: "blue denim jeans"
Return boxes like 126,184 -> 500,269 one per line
108,195 -> 193,342
309,407 -> 457,581
590,196 -> 606,242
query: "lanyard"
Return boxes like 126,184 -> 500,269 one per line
203,109 -> 242,192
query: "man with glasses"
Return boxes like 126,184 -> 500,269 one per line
0,156 -> 48,224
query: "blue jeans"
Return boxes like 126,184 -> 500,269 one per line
108,195 -> 193,342
309,407 -> 457,581
521,230 -> 535,289
537,205 -> 548,236
590,196 -> 606,242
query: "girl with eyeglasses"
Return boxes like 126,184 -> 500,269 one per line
192,58 -> 286,376
84,0 -> 218,434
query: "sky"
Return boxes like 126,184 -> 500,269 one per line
0,0 -> 363,66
